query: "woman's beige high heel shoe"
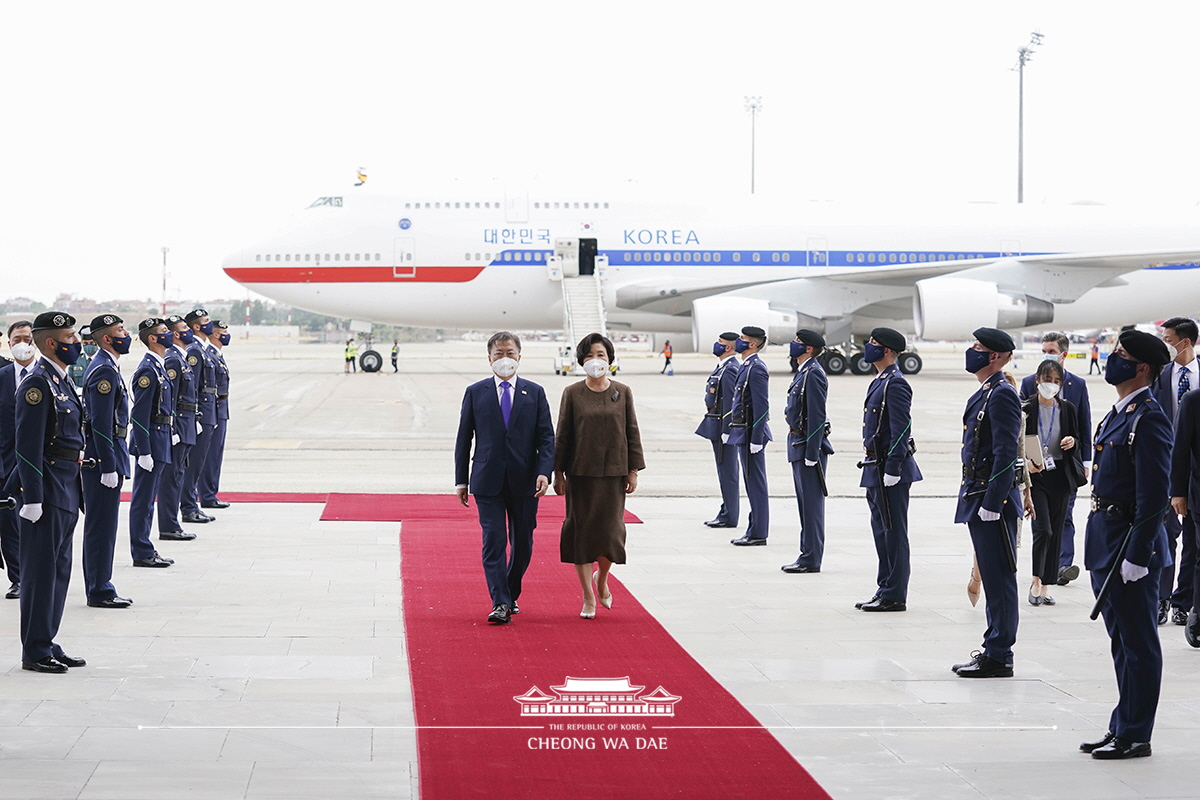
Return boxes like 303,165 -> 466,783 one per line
967,565 -> 982,608
594,570 -> 612,610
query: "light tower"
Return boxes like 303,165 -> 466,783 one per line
1014,31 -> 1044,203
160,246 -> 169,315
744,96 -> 763,194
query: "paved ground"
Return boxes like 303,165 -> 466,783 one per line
0,338 -> 1194,799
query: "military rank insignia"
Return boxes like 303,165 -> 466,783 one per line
24,387 -> 42,405
138,375 -> 152,389
98,380 -> 112,394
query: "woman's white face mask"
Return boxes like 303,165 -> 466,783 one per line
1037,381 -> 1061,399
583,358 -> 609,378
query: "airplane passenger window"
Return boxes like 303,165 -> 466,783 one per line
909,253 -> 916,262
714,253 -> 721,262
584,203 -> 589,209
752,253 -> 760,263
782,253 -> 790,263
503,252 -> 511,261
773,253 -> 781,263
897,254 -> 905,263
703,252 -> 711,262
732,253 -> 740,262
604,203 -> 609,208
335,254 -> 341,261
286,255 -> 291,262
354,254 -> 360,261
256,255 -> 261,262
405,203 -> 411,209
465,253 -> 471,260
868,253 -> 875,263
653,253 -> 662,262
624,253 -> 631,262
683,253 -> 691,262
325,254 -> 331,260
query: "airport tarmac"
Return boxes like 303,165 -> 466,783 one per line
1,337 -> 1195,799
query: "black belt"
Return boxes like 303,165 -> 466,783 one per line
178,402 -> 197,412
962,464 -> 1021,487
201,387 -> 218,395
46,443 -> 85,462
217,393 -> 229,400
152,414 -> 172,425
1092,495 -> 1134,521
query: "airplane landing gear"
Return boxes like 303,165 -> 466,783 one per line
359,350 -> 383,373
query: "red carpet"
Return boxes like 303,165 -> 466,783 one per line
118,491 -> 327,503
320,492 -> 641,523
402,516 -> 831,799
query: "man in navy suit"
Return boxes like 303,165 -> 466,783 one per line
952,327 -> 1022,678
856,327 -> 922,611
5,311 -> 88,673
1018,331 -> 1091,586
1081,330 -> 1172,760
80,314 -> 134,608
454,332 -> 554,625
781,329 -> 832,573
695,332 -> 741,529
1172,387 -> 1200,646
0,319 -> 36,600
729,325 -> 772,546
1152,317 -> 1198,625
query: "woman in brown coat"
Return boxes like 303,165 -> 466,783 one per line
554,333 -> 646,619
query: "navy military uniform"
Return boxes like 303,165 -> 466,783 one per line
727,327 -> 772,544
859,328 -> 922,606
80,315 -> 131,605
695,335 -> 741,528
182,311 -> 218,521
953,328 -> 1022,677
199,327 -> 230,507
130,319 -> 177,565
1083,330 -> 1172,757
157,320 -> 198,537
0,357 -> 29,592
4,312 -> 86,670
782,330 -> 833,571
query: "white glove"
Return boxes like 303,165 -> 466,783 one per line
883,473 -> 901,487
19,503 -> 43,523
100,472 -> 119,489
171,433 -> 180,446
196,421 -> 203,435
977,507 -> 1001,522
721,434 -> 730,444
750,443 -> 763,454
804,458 -> 817,467
1120,559 -> 1149,583
137,455 -> 155,472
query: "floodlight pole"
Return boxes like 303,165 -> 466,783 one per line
745,96 -> 762,194
160,247 -> 169,315
1015,32 -> 1044,204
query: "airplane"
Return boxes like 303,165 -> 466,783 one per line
222,190 -> 1200,374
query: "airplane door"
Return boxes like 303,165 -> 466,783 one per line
393,238 -> 415,278
807,238 -> 828,267
506,192 -> 529,223
1000,239 -> 1021,257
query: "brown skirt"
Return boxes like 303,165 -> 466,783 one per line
560,475 -> 627,565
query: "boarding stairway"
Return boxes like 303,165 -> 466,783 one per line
549,237 -> 610,375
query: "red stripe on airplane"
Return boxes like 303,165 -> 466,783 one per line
223,266 -> 486,283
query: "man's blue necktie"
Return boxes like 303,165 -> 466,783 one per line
1179,368 -> 1191,417
500,380 -> 512,427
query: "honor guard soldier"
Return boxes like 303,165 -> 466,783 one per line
695,332 -> 741,529
157,315 -> 200,540
129,319 -> 177,568
181,308 -> 218,523
80,314 -> 134,608
781,330 -> 833,573
855,328 -> 921,610
4,311 -> 88,672
952,327 -> 1022,678
0,320 -> 37,600
728,326 -> 772,546
199,320 -> 231,509
1080,330 -> 1173,760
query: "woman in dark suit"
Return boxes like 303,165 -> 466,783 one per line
1025,359 -> 1085,606
553,333 -> 645,619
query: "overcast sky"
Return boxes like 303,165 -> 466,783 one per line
3,1 -> 1198,307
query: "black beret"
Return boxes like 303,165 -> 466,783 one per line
718,331 -> 739,341
741,326 -> 766,338
138,317 -> 166,333
1119,330 -> 1171,366
164,314 -> 185,326
90,314 -> 123,333
184,308 -> 209,323
212,319 -> 228,329
870,327 -> 906,353
31,311 -> 76,331
973,327 -> 1015,353
795,328 -> 825,349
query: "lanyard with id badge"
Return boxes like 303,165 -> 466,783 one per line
1038,403 -> 1058,471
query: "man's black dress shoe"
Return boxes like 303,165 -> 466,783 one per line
1091,738 -> 1151,759
1079,730 -> 1115,753
5,582 -> 18,599
704,519 -> 735,528
731,535 -> 766,546
88,596 -> 133,609
955,654 -> 1013,678
133,554 -> 173,568
861,597 -> 906,612
1057,564 -> 1080,586
1172,608 -> 1189,626
182,511 -> 212,524
510,602 -> 520,615
53,652 -> 86,668
1157,598 -> 1169,626
951,652 -> 983,674
855,594 -> 880,610
22,656 -> 67,674
159,530 -> 196,541
201,500 -> 231,509
1187,612 -> 1200,648
781,562 -> 819,573
487,604 -> 511,624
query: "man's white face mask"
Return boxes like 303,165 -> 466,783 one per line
491,357 -> 518,379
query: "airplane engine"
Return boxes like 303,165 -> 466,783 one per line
691,296 -> 802,350
914,278 -> 1054,340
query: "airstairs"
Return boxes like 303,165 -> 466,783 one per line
548,237 -> 611,375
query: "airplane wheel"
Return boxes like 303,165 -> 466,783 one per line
824,352 -> 848,375
898,353 -> 923,375
849,353 -> 873,375
360,350 -> 383,373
